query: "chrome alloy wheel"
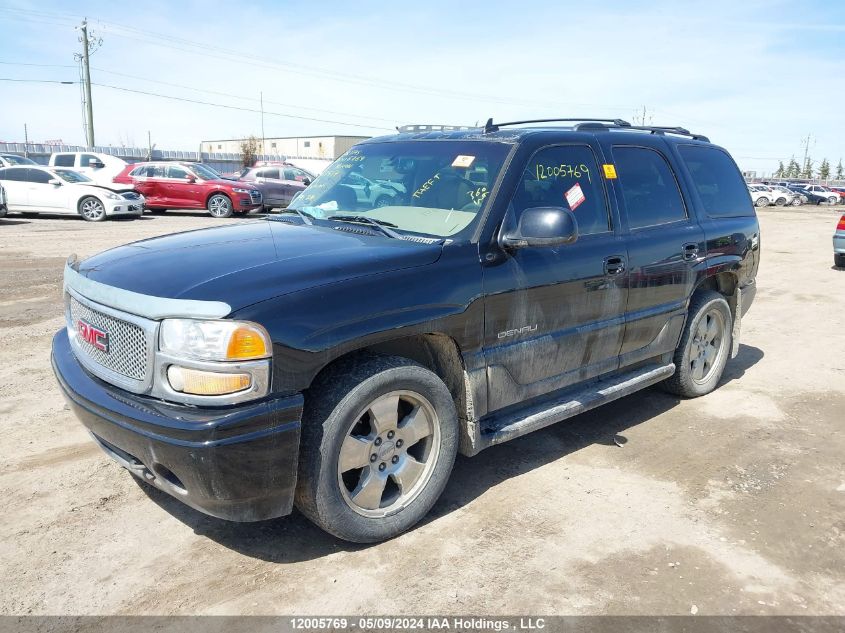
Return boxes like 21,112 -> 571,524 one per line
689,309 -> 728,384
208,195 -> 232,217
337,390 -> 440,518
80,198 -> 105,220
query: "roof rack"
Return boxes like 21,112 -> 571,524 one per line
573,121 -> 710,142
397,124 -> 476,133
483,118 -> 632,133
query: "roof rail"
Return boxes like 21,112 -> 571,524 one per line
483,118 -> 632,133
397,124 -> 476,133
572,121 -> 710,142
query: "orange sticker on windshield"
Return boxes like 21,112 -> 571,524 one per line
603,164 -> 617,179
565,183 -> 586,210
452,155 -> 476,168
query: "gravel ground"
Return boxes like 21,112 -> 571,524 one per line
0,206 -> 843,616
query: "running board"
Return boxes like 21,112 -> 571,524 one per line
464,363 -> 675,456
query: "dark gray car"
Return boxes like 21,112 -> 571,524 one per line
238,165 -> 314,209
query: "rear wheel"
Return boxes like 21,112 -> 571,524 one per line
828,196 -> 838,205
775,197 -> 787,206
835,253 -> 845,268
296,354 -> 458,543
207,194 -> 233,218
661,290 -> 732,398
374,195 -> 392,209
78,196 -> 106,222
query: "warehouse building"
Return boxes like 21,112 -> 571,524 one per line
201,135 -> 370,160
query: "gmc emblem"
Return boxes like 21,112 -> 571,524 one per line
77,319 -> 109,353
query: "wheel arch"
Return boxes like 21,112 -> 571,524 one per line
205,190 -> 232,206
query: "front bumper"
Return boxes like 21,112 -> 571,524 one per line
51,328 -> 303,522
104,194 -> 145,217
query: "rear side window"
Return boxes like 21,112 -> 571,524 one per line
53,154 -> 74,167
258,169 -> 280,179
0,168 -> 24,181
613,146 -> 687,229
513,144 -> 611,235
26,169 -> 52,184
678,145 -> 754,217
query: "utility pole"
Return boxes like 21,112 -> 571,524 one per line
633,105 -> 651,126
260,91 -> 266,158
801,134 -> 813,176
79,18 -> 95,148
147,130 -> 153,161
23,124 -> 29,158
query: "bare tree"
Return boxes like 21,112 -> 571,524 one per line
240,136 -> 260,168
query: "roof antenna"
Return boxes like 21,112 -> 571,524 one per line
483,118 -> 498,134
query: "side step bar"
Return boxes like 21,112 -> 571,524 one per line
464,363 -> 675,456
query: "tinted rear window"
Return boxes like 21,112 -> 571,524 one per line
613,146 -> 687,229
53,155 -> 75,167
678,145 -> 754,217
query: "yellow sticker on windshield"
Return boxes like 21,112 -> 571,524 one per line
452,155 -> 476,168
603,164 -> 617,179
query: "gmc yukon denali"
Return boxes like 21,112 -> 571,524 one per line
52,118 -> 760,542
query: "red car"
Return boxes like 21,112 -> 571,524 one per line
113,161 -> 263,217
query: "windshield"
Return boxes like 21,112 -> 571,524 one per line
192,164 -> 222,180
2,154 -> 37,166
288,140 -> 512,238
54,169 -> 92,183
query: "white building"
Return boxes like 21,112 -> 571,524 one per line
202,135 -> 370,160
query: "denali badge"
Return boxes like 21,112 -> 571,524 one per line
497,324 -> 538,339
77,319 -> 109,353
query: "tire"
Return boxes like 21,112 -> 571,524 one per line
835,253 -> 845,268
828,196 -> 838,205
661,290 -> 732,398
775,197 -> 787,206
78,196 -> 106,222
373,195 -> 392,209
791,197 -> 802,206
295,353 -> 459,543
755,196 -> 769,207
207,194 -> 233,218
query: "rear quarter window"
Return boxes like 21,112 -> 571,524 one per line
53,154 -> 75,167
678,145 -> 754,217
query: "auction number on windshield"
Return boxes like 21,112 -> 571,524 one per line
535,163 -> 592,183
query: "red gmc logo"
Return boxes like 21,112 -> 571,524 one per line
77,319 -> 109,353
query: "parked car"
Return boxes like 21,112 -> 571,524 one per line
0,182 -> 7,218
0,166 -> 144,221
800,184 -> 840,204
826,185 -> 845,200
52,119 -> 759,543
49,152 -> 131,190
768,185 -> 800,206
0,153 -> 38,168
787,184 -> 826,205
834,214 -> 845,268
237,164 -> 315,209
113,161 -> 263,217
340,171 -> 407,209
748,185 -> 773,207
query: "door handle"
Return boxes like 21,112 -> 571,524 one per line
604,255 -> 626,276
682,243 -> 699,261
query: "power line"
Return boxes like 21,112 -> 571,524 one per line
90,82 -> 394,131
0,78 -> 75,84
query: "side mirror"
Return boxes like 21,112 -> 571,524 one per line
303,177 -> 312,186
499,206 -> 579,250
185,175 -> 196,183
48,179 -> 62,186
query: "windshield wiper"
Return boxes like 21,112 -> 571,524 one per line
278,208 -> 314,225
327,215 -> 402,239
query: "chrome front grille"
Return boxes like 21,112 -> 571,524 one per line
249,190 -> 262,204
66,293 -> 157,392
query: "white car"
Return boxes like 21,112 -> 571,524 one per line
0,153 -> 38,168
0,182 -> 7,218
48,152 -> 131,189
0,165 -> 144,221
747,185 -> 774,207
801,184 -> 840,205
767,185 -> 801,206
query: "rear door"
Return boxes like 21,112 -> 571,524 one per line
130,164 -> 167,206
599,140 -> 705,366
256,168 -> 287,205
482,141 -> 629,412
0,168 -> 30,210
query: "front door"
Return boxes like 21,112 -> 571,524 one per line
25,168 -> 67,212
482,143 -> 628,412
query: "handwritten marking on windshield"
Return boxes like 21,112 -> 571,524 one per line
535,163 -> 592,183
467,186 -> 489,205
412,173 -> 441,199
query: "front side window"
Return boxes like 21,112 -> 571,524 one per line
191,164 -> 220,180
167,166 -> 189,179
613,146 -> 687,229
26,169 -> 53,184
678,145 -> 754,217
54,154 -> 75,167
81,154 -> 99,167
511,144 -> 611,235
289,140 -> 512,238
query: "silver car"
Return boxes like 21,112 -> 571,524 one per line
835,214 -> 845,268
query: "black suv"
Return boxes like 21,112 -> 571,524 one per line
52,118 -> 760,542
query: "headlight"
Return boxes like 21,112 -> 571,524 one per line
232,187 -> 253,194
104,191 -> 122,200
159,319 -> 271,361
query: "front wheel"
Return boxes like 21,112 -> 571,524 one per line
78,196 -> 106,222
207,194 -> 233,218
775,197 -> 787,206
828,196 -> 838,205
755,196 -> 769,207
295,354 -> 458,543
661,290 -> 732,398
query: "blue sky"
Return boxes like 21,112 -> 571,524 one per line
1,0 -> 843,174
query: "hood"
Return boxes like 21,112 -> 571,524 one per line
209,178 -> 256,189
78,182 -> 136,193
74,220 -> 443,312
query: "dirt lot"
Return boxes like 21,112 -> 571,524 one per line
0,207 -> 843,616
